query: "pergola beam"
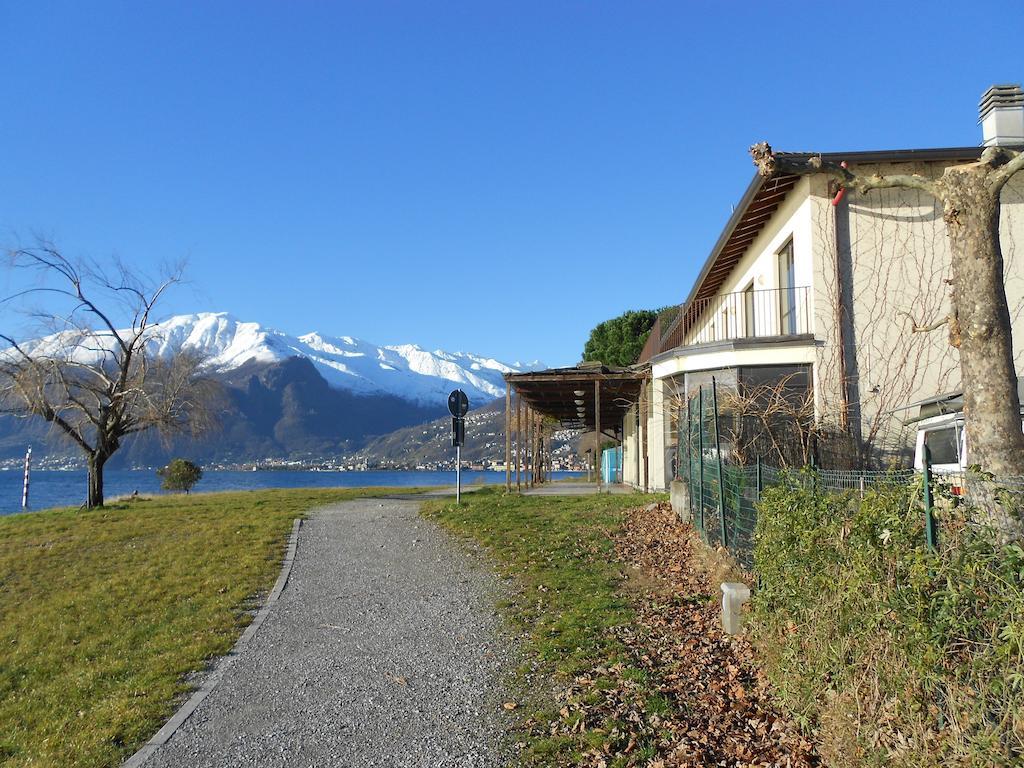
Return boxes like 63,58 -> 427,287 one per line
504,365 -> 645,489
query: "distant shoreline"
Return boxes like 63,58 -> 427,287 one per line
1,468 -> 586,516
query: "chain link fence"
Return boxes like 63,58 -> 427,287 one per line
681,379 -> 1024,570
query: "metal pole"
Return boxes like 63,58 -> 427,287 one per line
536,414 -> 542,485
635,403 -> 641,489
594,379 -> 602,493
22,446 -> 31,510
923,445 -> 937,552
712,377 -> 727,549
536,415 -> 544,487
504,382 -> 512,492
755,455 -> 762,500
516,394 -> 522,493
686,393 -> 693,520
526,408 -> 533,489
456,443 -> 461,504
697,385 -> 704,536
641,377 -> 649,492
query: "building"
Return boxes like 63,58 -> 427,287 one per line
623,84 -> 1024,490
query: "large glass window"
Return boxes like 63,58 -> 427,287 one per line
924,427 -> 961,465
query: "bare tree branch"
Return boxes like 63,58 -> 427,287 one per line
895,310 -> 951,334
987,147 -> 1024,190
0,242 -> 217,507
750,142 -> 937,195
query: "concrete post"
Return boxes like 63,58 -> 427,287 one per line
721,582 -> 751,635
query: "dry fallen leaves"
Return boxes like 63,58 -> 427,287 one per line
541,501 -> 818,767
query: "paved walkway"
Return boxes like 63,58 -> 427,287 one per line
145,498 -> 510,768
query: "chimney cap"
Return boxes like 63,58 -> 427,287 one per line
979,83 -> 1024,122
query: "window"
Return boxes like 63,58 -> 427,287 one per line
924,427 -> 960,466
743,282 -> 756,337
778,239 -> 796,335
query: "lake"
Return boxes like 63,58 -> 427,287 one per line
0,468 -> 584,515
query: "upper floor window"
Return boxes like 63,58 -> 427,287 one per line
778,239 -> 796,335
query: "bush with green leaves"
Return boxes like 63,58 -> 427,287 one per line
157,459 -> 203,494
750,471 -> 1024,766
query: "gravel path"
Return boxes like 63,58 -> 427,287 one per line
145,498 -> 511,768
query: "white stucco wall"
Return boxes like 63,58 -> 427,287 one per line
683,177 -> 816,345
647,378 -> 666,490
622,403 -> 638,486
652,157 -> 1024,465
651,342 -> 817,380
809,163 -> 1024,456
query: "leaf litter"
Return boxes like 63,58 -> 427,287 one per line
539,501 -> 818,767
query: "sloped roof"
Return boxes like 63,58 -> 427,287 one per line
639,146 -> 986,363
505,364 -> 643,432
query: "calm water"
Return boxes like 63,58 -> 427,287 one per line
0,469 -> 584,515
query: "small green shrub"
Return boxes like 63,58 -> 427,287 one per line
157,458 -> 203,494
750,471 -> 1024,767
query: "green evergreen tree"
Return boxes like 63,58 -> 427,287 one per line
158,459 -> 203,494
582,309 -> 660,367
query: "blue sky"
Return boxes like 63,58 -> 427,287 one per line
0,2 -> 1020,366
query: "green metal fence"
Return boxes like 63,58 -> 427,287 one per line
681,378 -> 970,571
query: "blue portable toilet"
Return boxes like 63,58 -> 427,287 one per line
601,446 -> 622,484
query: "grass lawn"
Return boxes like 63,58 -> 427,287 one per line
421,487 -> 667,767
0,487 -> 411,768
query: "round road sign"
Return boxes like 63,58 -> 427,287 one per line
448,389 -> 469,417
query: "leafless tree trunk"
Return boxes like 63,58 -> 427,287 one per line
0,244 -> 219,507
752,143 -> 1024,477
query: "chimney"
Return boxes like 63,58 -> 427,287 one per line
979,83 -> 1024,147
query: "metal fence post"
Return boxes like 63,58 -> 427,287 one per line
712,377 -> 727,549
686,395 -> 693,521
755,455 -> 762,500
923,445 -> 938,552
697,385 -> 705,539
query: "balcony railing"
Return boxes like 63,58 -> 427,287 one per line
684,286 -> 812,345
639,287 -> 812,362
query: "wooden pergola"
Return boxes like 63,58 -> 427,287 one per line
502,364 -> 649,492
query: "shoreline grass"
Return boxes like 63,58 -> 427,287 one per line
0,486 -> 415,768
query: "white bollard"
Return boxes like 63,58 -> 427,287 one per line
22,447 -> 31,510
720,581 -> 751,635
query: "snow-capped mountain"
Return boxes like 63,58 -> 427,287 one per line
12,312 -> 539,407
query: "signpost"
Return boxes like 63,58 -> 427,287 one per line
448,389 -> 469,503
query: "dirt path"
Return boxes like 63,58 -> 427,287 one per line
143,498 -> 510,768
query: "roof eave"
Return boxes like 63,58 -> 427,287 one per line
683,146 -> 990,308
682,171 -> 766,308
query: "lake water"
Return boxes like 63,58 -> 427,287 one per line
0,469 -> 584,515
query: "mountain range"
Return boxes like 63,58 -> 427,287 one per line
0,313 -> 543,465
352,398 -> 582,470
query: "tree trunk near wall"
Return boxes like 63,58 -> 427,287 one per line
938,170 -> 1024,476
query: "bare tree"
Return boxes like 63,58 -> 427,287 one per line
752,143 -> 1024,477
0,244 -> 218,507
715,374 -> 823,469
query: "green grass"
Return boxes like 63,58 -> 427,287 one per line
0,487 -> 414,768
421,487 -> 666,766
